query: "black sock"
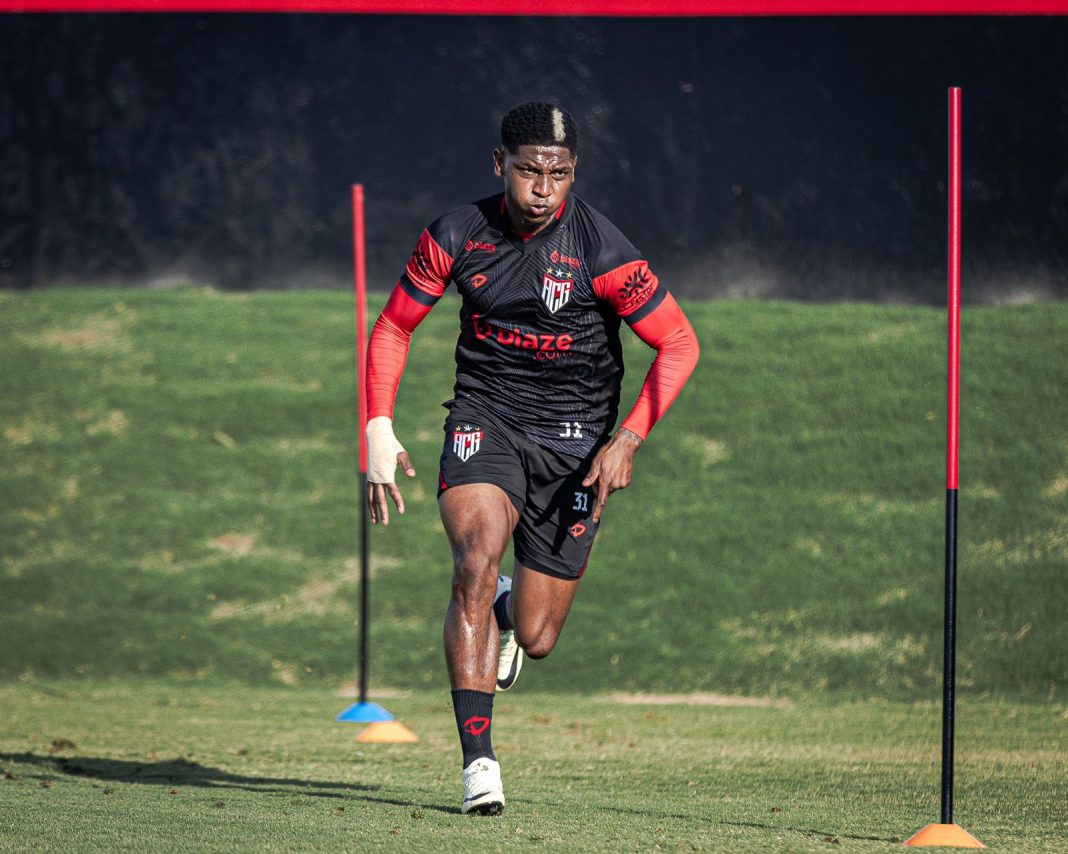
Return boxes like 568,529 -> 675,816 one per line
493,590 -> 513,631
452,689 -> 496,767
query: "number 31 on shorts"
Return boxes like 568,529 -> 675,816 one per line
573,491 -> 589,512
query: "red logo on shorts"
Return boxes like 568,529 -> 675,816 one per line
568,522 -> 587,538
470,273 -> 488,288
463,716 -> 491,736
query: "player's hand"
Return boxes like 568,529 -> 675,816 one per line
366,417 -> 416,526
367,451 -> 415,526
581,428 -> 642,523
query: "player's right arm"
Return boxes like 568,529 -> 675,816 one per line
366,227 -> 453,525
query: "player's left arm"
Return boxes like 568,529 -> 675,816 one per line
584,263 -> 700,522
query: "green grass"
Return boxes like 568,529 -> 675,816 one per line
0,682 -> 1065,852
0,288 -> 1065,700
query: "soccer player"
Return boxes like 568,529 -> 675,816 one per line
365,101 -> 699,815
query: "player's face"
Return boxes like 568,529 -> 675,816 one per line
494,145 -> 577,236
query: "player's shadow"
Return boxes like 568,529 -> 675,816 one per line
1,751 -> 459,814
0,751 -> 365,799
723,820 -> 895,844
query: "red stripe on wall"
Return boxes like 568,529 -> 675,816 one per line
3,0 -> 1067,14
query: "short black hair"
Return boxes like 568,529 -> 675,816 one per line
500,101 -> 579,155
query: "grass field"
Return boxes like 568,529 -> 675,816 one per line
1,288 -> 1065,850
1,682 -> 1065,853
1,288 -> 1065,699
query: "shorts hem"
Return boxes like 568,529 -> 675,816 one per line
514,554 -> 584,581
438,476 -> 524,516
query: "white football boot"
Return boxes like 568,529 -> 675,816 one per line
495,574 -> 523,692
461,757 -> 505,816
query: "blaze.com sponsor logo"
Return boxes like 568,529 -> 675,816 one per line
471,315 -> 573,361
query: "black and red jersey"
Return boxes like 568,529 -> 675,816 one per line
367,191 -> 699,460
393,193 -> 667,457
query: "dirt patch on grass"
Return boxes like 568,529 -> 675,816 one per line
211,580 -> 344,623
344,554 -> 401,580
4,418 -> 61,445
86,410 -> 128,437
208,533 -> 258,556
271,660 -> 299,686
4,426 -> 34,445
40,318 -> 128,352
820,633 -> 879,652
975,531 -> 1066,565
210,556 -> 400,624
681,433 -> 729,465
821,492 -> 934,518
607,692 -> 792,709
795,536 -> 823,558
876,587 -> 910,606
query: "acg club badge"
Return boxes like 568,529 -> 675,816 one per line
541,269 -> 573,314
452,424 -> 484,463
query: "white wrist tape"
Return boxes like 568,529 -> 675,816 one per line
366,416 -> 407,484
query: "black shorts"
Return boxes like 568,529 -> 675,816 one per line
437,406 -> 602,580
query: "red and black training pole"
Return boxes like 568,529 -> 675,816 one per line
354,182 -> 372,712
335,185 -> 416,740
336,183 -> 389,723
904,87 -> 982,849
941,82 -> 963,829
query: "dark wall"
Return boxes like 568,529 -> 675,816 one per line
2,14 -> 1066,301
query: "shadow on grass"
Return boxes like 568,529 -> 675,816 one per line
723,820 -> 897,844
0,751 -> 368,799
547,801 -> 897,844
1,751 -> 461,814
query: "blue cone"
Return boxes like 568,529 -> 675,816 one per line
336,701 -> 395,723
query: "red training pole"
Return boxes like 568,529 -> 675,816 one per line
353,183 -> 369,476
947,89 -> 961,494
352,184 -> 370,708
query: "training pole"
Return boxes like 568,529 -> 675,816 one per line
904,88 -> 981,849
355,183 -> 370,709
335,184 -> 417,741
942,83 -> 963,829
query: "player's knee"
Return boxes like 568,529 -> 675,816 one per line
515,626 -> 558,660
450,549 -> 498,607
524,640 -> 555,660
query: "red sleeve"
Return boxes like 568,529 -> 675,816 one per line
592,259 -> 662,319
401,228 -> 453,304
366,229 -> 452,418
618,292 -> 700,441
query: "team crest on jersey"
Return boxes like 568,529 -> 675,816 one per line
452,425 -> 484,463
541,270 -> 574,314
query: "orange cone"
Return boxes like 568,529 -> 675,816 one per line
904,823 -> 985,848
355,720 -> 419,743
